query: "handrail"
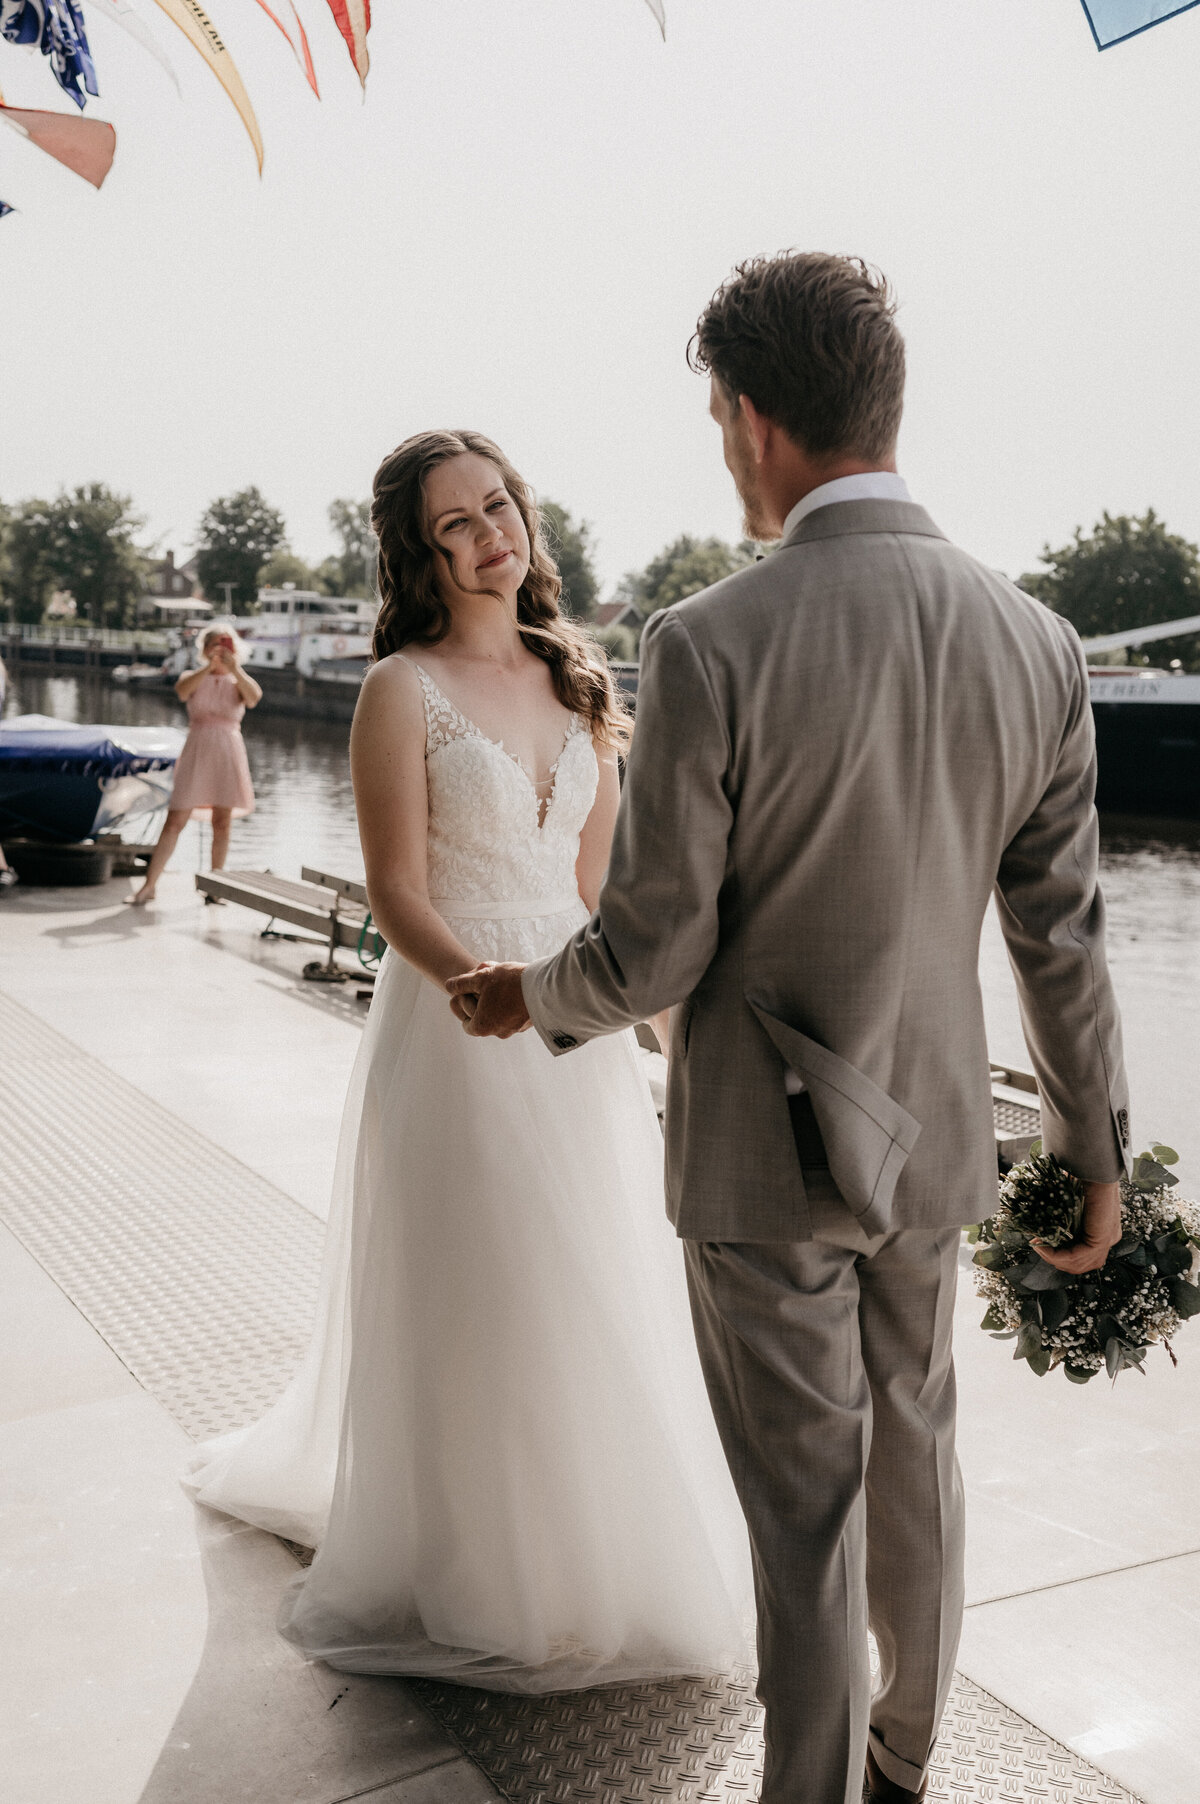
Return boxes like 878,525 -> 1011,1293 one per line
0,623 -> 172,650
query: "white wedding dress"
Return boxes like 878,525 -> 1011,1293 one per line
186,658 -> 756,1692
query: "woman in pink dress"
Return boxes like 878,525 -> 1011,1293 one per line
126,625 -> 262,905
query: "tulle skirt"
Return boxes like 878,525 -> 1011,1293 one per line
185,907 -> 755,1692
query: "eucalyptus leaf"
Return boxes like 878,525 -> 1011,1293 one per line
1038,1289 -> 1070,1332
1016,1321 -> 1044,1363
1170,1278 -> 1200,1320
979,1306 -> 1007,1332
1131,1156 -> 1177,1192
1064,1364 -> 1094,1384
1105,1337 -> 1123,1381
1025,1347 -> 1051,1378
972,1244 -> 1008,1270
1020,1260 -> 1070,1292
965,1224 -> 982,1245
1150,1144 -> 1180,1165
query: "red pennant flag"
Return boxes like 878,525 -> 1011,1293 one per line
0,103 -> 116,189
250,0 -> 320,97
324,0 -> 369,86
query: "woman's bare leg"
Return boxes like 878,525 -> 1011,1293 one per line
125,809 -> 190,904
210,807 -> 233,872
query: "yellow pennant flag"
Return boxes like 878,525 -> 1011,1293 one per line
148,0 -> 264,171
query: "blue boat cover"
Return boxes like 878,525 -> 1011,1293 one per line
0,715 -> 182,776
1081,0 -> 1200,46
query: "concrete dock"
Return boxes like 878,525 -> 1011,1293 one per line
1,871 -> 1197,1804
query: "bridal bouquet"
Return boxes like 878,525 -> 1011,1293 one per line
968,1144 -> 1200,1382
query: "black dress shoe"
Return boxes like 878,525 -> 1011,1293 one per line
865,1745 -> 928,1803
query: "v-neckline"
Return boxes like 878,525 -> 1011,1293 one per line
408,659 -> 580,830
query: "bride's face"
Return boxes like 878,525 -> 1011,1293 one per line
424,454 -> 531,606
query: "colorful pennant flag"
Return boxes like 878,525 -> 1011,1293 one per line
1080,0 -> 1200,45
323,0 -> 368,86
0,96 -> 115,183
250,0 -> 318,97
87,0 -> 181,93
145,0 -> 263,168
0,0 -> 99,108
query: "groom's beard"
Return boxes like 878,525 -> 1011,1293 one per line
735,474 -> 778,543
725,438 -> 779,543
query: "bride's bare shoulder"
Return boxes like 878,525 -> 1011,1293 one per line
354,652 -> 426,740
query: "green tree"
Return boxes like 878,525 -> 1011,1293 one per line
196,487 -> 287,609
257,551 -> 321,591
618,534 -> 756,617
327,497 -> 375,597
4,486 -> 147,626
592,622 -> 639,663
0,498 -> 21,622
540,501 -> 599,621
1020,510 -> 1200,669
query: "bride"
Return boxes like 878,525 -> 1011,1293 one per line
186,429 -> 755,1691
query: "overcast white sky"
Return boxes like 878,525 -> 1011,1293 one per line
2,0 -> 1199,593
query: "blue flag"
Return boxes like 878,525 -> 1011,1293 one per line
1081,0 -> 1200,46
0,0 -> 99,108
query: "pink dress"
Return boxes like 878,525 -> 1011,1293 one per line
169,672 -> 256,817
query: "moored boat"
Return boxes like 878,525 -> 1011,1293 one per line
0,714 -> 184,843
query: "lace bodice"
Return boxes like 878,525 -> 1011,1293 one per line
403,659 -> 597,961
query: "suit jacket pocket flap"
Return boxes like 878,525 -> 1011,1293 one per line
747,1001 -> 922,1224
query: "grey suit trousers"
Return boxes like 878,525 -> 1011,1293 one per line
684,1174 -> 964,1804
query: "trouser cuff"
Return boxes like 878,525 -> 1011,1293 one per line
867,1727 -> 928,1793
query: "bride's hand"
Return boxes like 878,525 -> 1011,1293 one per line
447,963 -> 489,1023
446,963 -> 531,1038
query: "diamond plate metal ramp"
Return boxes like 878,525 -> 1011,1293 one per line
0,986 -> 1145,1804
0,988 -> 323,1440
412,1669 -> 1143,1804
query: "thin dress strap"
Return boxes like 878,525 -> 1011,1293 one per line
396,656 -> 470,756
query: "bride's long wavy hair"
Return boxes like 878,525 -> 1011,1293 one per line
370,430 -> 631,750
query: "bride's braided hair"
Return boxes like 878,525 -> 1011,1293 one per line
371,430 -> 631,750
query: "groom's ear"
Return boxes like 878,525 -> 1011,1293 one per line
738,394 -> 771,465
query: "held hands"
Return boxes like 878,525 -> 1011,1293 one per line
446,963 -> 532,1038
1032,1179 -> 1123,1274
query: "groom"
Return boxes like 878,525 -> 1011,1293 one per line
448,252 -> 1130,1804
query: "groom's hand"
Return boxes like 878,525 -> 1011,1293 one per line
446,963 -> 531,1038
1032,1179 -> 1123,1273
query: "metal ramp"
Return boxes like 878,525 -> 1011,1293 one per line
0,988 -> 1141,1804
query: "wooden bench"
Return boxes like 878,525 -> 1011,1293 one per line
989,1062 -> 1041,1168
194,867 -> 384,982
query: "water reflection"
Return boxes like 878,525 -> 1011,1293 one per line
7,668 -> 1199,1192
3,669 -> 364,878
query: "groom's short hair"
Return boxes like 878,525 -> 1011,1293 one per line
690,253 -> 905,462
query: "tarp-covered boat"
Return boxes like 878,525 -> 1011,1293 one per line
0,714 -> 184,841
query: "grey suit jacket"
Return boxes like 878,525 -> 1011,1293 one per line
523,499 -> 1130,1241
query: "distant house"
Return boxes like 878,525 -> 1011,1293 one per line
594,600 -> 643,631
139,552 -> 210,623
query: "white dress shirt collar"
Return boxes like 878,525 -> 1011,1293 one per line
780,471 -> 912,544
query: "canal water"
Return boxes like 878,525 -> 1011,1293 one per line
6,668 -> 1199,1193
